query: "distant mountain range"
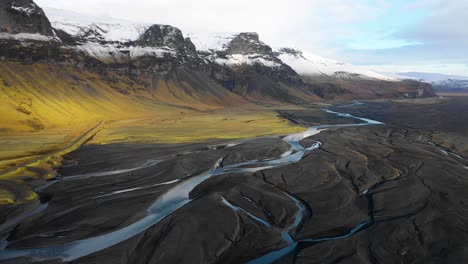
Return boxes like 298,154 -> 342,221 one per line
393,72 -> 468,93
0,0 -> 434,113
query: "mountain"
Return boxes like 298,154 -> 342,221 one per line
395,72 -> 468,93
434,79 -> 468,92
187,33 -> 433,100
275,48 -> 394,81
42,6 -> 434,100
0,0 -> 434,133
396,72 -> 468,82
272,48 -> 433,99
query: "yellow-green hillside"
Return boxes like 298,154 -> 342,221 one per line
0,62 -> 305,204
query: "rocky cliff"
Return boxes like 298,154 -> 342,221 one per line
136,24 -> 196,54
0,0 -> 53,35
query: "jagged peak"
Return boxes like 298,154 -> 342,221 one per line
137,24 -> 196,53
225,32 -> 273,56
236,32 -> 259,41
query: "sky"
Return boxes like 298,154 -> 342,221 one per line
35,0 -> 468,76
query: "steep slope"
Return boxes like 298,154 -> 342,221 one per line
0,62 -> 171,133
0,60 -> 249,135
198,32 -> 320,104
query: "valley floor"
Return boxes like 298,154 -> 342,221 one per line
0,106 -> 307,203
0,94 -> 467,263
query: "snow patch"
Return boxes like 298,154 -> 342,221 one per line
11,6 -> 35,14
187,32 -> 238,51
213,54 -> 281,67
44,7 -> 149,43
0,33 -> 55,42
11,3 -> 39,14
76,43 -> 175,60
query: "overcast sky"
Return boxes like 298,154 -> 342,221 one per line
35,0 -> 468,76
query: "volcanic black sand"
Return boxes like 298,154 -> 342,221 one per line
1,97 -> 467,263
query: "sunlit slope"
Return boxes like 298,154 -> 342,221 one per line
139,68 -> 246,109
0,62 -> 241,176
1,63 -> 143,132
0,62 -> 243,133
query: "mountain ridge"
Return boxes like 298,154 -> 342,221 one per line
392,72 -> 468,93
1,0 -> 434,108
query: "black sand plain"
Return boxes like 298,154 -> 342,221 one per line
1,97 -> 467,263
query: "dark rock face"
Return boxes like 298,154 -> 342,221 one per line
199,32 -> 319,103
136,25 -> 196,54
184,37 -> 197,54
225,32 -> 273,56
0,39 -> 61,63
0,0 -> 53,35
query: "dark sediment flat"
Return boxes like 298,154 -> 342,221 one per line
336,97 -> 468,134
1,98 -> 468,264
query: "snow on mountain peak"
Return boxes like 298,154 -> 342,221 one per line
190,32 -> 283,68
11,2 -> 40,14
39,7 -> 395,80
275,47 -> 395,81
186,32 -> 239,51
43,7 -> 149,43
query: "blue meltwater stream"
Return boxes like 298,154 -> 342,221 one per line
0,109 -> 384,263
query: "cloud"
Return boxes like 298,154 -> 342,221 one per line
396,0 -> 468,43
339,0 -> 468,74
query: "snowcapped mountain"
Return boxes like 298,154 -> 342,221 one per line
391,72 -> 468,93
435,79 -> 468,89
194,32 -> 284,68
10,6 -> 391,82
395,72 -> 468,83
0,1 -> 434,102
186,32 -> 393,81
274,48 -> 395,81
42,7 -> 187,62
